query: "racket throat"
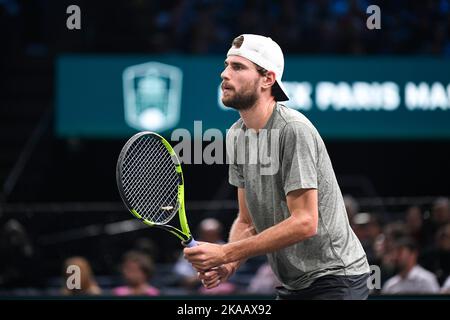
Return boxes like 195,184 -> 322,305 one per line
182,237 -> 198,248
154,224 -> 190,242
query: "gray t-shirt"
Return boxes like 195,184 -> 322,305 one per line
227,103 -> 370,290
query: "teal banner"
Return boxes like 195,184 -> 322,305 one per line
56,55 -> 450,139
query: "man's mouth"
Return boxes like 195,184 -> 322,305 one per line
221,83 -> 234,92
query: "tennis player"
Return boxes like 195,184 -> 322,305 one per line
184,34 -> 370,299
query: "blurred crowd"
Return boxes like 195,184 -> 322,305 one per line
1,197 -> 450,296
1,0 -> 450,56
58,217 -> 279,297
345,196 -> 450,295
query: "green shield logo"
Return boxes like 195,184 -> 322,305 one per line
123,62 -> 182,131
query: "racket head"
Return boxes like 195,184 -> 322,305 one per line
116,131 -> 183,226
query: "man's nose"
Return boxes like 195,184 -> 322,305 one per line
221,67 -> 230,80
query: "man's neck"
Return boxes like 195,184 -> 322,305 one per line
239,98 -> 276,132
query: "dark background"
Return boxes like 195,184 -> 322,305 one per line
1,0 -> 449,295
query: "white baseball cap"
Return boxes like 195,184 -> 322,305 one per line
227,34 -> 289,101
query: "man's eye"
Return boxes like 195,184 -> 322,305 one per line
234,65 -> 242,70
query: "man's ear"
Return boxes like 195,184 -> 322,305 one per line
261,71 -> 276,89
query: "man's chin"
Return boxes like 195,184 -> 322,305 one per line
221,93 -> 257,111
221,98 -> 237,109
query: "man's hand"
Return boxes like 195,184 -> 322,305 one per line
183,242 -> 228,271
198,263 -> 237,289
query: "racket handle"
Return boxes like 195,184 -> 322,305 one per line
183,237 -> 198,248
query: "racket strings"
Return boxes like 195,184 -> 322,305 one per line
132,139 -> 178,222
143,143 -> 179,222
121,136 -> 180,224
125,139 -> 178,223
123,139 -> 158,201
122,139 -> 153,186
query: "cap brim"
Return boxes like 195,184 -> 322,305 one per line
275,80 -> 289,101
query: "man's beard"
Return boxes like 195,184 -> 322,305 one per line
222,82 -> 259,111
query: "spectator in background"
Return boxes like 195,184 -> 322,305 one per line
420,223 -> 450,286
61,256 -> 102,296
352,212 -> 381,264
133,237 -> 158,262
197,218 -> 224,244
422,197 -> 450,247
433,198 -> 450,225
441,275 -> 450,294
372,222 -> 409,289
247,262 -> 281,295
382,238 -> 440,294
405,205 -> 425,248
113,251 -> 159,296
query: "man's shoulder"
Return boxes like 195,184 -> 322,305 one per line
275,104 -> 317,132
228,117 -> 245,131
275,105 -> 320,142
226,118 -> 245,144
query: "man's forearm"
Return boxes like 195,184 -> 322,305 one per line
227,216 -> 256,270
224,214 -> 316,264
229,216 -> 256,242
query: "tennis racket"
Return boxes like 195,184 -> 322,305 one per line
116,131 -> 197,248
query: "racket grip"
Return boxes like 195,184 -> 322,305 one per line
183,237 -> 198,248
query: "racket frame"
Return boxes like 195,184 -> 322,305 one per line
116,131 -> 195,246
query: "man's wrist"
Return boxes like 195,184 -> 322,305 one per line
227,261 -> 240,275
